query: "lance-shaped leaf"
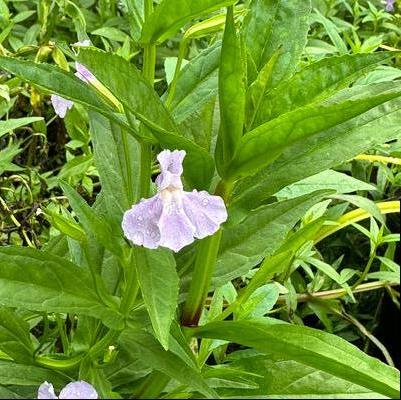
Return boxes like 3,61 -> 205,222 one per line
78,49 -> 214,189
215,6 -> 246,174
193,320 -> 400,399
170,42 -> 221,124
89,111 -> 140,227
0,117 -> 43,138
134,247 -> 179,350
254,51 -> 399,126
0,247 -> 124,329
0,308 -> 34,363
231,96 -> 401,214
120,328 -> 218,398
213,191 -> 330,286
0,56 -> 136,136
140,0 -> 238,44
226,82 -> 401,180
243,0 -> 311,87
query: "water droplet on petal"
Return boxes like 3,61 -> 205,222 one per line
202,199 -> 209,206
131,231 -> 144,244
137,216 -> 143,221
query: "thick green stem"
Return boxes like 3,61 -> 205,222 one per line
181,181 -> 232,326
182,230 -> 223,327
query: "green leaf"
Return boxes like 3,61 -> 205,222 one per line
254,52 -> 398,126
0,117 -> 43,138
134,247 -> 179,350
237,283 -> 280,319
89,111 -> 140,227
245,48 -> 281,130
0,56 -> 122,127
231,94 -> 401,213
121,0 -> 144,41
120,328 -> 218,398
92,27 -> 130,42
57,154 -> 93,180
60,181 -> 125,257
236,251 -> 292,307
0,360 -> 66,387
170,42 -> 220,124
215,6 -> 246,173
0,308 -> 34,363
275,170 -> 376,200
214,191 -> 330,286
303,257 -> 354,300
140,0 -> 238,44
0,247 -> 123,329
222,351 -> 387,398
243,0 -> 311,87
42,206 -> 87,242
193,320 -> 400,398
227,83 -> 401,179
330,194 -> 385,225
312,10 -> 348,55
77,49 -> 214,189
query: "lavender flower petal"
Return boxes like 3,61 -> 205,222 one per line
158,192 -> 196,252
122,196 -> 163,249
51,95 -> 73,118
38,382 -> 57,399
122,149 -> 228,252
386,0 -> 395,11
59,381 -> 98,399
182,190 -> 228,239
156,150 -> 185,190
75,62 -> 96,84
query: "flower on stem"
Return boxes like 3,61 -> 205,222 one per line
122,150 -> 228,252
50,95 -> 73,118
386,0 -> 395,11
75,62 -> 96,84
38,381 -> 98,399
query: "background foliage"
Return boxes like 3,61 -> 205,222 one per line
0,0 -> 400,398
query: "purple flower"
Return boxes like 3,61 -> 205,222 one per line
386,0 -> 395,11
122,150 -> 228,252
50,95 -> 73,118
75,62 -> 96,84
38,381 -> 98,399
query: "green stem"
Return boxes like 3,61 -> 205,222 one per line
36,353 -> 84,370
166,39 -> 187,108
181,229 -> 223,327
56,314 -> 69,355
352,249 -> 377,289
181,180 -> 232,326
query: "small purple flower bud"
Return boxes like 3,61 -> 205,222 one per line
75,62 -> 96,84
38,381 -> 98,399
122,150 -> 228,252
386,0 -> 395,11
51,95 -> 73,118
